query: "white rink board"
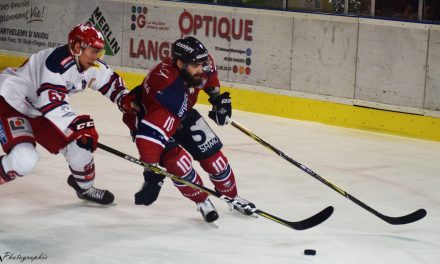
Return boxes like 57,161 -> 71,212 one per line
1,0 -> 440,117
355,19 -> 429,109
424,24 -> 440,112
291,14 -> 358,98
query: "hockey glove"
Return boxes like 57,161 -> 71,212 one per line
117,85 -> 142,114
135,170 -> 166,206
208,92 -> 231,126
117,93 -> 139,114
69,115 -> 99,152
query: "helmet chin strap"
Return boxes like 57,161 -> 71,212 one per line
69,42 -> 86,71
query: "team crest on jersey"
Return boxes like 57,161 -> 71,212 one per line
7,117 -> 34,139
0,121 -> 8,145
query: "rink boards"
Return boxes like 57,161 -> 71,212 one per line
1,0 -> 440,141
1,50 -> 440,142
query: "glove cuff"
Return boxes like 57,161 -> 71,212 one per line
143,170 -> 165,182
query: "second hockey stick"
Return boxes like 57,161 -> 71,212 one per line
97,142 -> 334,231
228,119 -> 427,225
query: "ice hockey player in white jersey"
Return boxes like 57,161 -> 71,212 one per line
0,24 -> 135,204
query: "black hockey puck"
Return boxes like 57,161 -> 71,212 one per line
304,249 -> 316,256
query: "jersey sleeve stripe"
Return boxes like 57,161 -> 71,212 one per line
39,101 -> 68,115
98,73 -> 118,96
110,86 -> 125,103
37,83 -> 68,96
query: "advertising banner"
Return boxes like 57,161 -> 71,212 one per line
122,3 -> 292,89
0,0 -> 43,53
123,3 -> 177,72
227,11 -> 292,89
85,2 -> 124,66
0,0 -> 123,65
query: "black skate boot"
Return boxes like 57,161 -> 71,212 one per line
197,198 -> 219,223
228,196 -> 256,216
67,175 -> 114,205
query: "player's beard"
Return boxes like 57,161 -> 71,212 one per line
181,69 -> 203,87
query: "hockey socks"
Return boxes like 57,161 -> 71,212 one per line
200,152 -> 238,198
172,169 -> 209,203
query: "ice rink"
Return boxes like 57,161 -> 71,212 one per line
1,90 -> 439,264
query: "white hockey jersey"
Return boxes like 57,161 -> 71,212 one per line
0,45 -> 127,136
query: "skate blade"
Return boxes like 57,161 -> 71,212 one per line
79,200 -> 117,207
209,220 -> 219,228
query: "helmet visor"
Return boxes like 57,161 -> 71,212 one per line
188,60 -> 210,73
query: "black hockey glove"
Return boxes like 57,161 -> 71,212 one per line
208,92 -> 231,126
134,170 -> 166,206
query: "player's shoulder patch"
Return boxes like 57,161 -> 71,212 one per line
45,45 -> 75,74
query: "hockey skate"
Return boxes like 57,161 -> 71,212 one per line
67,175 -> 114,205
228,196 -> 256,216
197,198 -> 219,223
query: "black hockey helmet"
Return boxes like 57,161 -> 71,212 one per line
172,36 -> 208,64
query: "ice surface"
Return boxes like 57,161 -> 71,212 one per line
1,90 -> 439,264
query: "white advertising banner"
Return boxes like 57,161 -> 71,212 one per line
227,11 -> 292,89
85,2 -> 124,66
0,0 -> 123,66
0,0 -> 43,53
1,0 -> 439,116
122,3 -> 292,89
122,3 -> 178,72
174,7 -> 238,83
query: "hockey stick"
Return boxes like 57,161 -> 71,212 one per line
228,119 -> 427,225
97,142 -> 334,231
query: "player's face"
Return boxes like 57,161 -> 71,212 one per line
183,61 -> 206,86
78,46 -> 103,70
187,62 -> 204,78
